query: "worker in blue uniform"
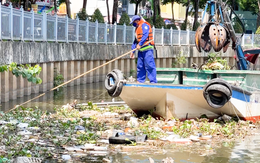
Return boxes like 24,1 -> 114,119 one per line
130,15 -> 157,83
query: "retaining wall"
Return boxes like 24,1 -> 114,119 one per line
0,42 -> 236,104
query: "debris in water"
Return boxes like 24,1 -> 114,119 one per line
0,102 -> 258,162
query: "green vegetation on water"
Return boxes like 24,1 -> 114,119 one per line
0,102 -> 258,162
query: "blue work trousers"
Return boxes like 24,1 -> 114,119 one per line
137,49 -> 157,83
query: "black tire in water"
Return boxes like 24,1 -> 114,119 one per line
109,135 -> 136,144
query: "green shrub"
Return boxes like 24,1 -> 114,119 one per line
144,17 -> 154,27
154,16 -> 165,28
192,21 -> 200,31
165,23 -> 178,30
181,20 -> 192,30
181,21 -> 187,30
77,8 -> 89,21
91,9 -> 104,23
119,12 -> 130,25
54,68 -> 64,88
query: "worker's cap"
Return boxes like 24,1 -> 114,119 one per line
130,15 -> 141,24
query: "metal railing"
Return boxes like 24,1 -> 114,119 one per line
1,4 -> 260,47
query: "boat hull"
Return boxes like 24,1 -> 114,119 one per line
120,83 -> 260,122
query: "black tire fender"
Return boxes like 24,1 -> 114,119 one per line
108,82 -> 123,97
104,71 -> 118,93
105,69 -> 124,97
207,84 -> 232,100
204,85 -> 230,109
203,78 -> 232,94
203,78 -> 232,109
112,69 -> 124,80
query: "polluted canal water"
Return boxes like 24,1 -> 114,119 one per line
1,82 -> 260,163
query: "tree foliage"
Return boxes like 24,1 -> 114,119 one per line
237,0 -> 260,27
0,62 -> 42,84
91,8 -> 104,23
238,0 -> 259,15
58,0 -> 66,5
179,0 -> 207,30
118,12 -> 130,25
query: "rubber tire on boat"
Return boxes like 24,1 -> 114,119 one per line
104,71 -> 118,93
110,69 -> 124,97
108,82 -> 124,97
203,78 -> 232,109
105,69 -> 124,97
203,78 -> 232,97
205,85 -> 230,108
112,69 -> 124,81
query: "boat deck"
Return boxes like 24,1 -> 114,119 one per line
156,68 -> 260,92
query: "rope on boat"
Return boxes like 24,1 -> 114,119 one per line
231,84 -> 254,121
6,41 -> 153,113
229,82 -> 260,121
242,88 -> 253,120
230,102 -> 240,121
243,85 -> 260,91
237,82 -> 259,121
248,82 -> 260,121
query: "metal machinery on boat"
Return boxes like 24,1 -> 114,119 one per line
194,0 -> 260,70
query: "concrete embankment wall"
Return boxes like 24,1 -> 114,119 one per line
0,42 -> 236,103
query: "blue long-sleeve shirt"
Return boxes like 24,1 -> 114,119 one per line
131,23 -> 150,53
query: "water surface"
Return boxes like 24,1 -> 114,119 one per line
0,82 -> 120,112
1,82 -> 260,163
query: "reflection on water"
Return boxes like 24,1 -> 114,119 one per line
109,151 -> 205,163
1,82 -> 260,162
109,133 -> 260,163
200,135 -> 260,163
0,82 -> 121,112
